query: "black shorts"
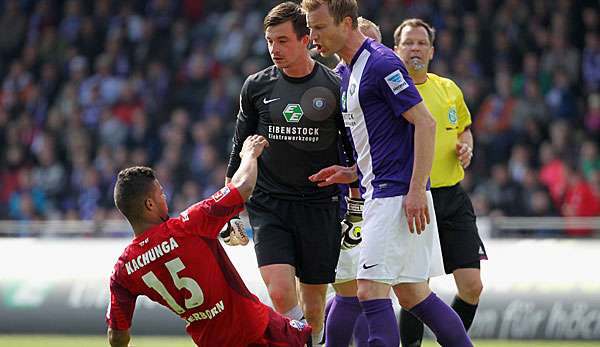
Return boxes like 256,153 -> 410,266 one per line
431,184 -> 488,274
245,189 -> 341,284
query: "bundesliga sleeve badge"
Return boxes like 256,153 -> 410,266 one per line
384,70 -> 409,95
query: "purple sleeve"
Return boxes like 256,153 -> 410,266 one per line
374,56 -> 422,118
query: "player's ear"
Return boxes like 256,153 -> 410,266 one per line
429,46 -> 435,61
144,197 -> 153,211
301,34 -> 310,47
343,16 -> 353,30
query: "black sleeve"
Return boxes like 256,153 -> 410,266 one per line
226,78 -> 258,178
336,113 -> 355,167
335,108 -> 359,188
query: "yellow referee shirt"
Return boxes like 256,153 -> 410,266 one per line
415,73 -> 472,188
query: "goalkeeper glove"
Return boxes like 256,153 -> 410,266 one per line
340,197 -> 364,250
219,216 -> 249,246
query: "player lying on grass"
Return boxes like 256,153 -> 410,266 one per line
106,135 -> 312,347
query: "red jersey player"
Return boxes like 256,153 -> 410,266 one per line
106,135 -> 312,347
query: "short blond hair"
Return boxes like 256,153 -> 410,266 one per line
358,17 -> 381,43
301,0 -> 358,28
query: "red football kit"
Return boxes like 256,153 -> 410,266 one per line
106,184 -> 311,347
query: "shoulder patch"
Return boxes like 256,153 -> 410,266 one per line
384,70 -> 409,95
211,186 -> 231,202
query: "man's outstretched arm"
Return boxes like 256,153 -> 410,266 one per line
230,135 -> 269,200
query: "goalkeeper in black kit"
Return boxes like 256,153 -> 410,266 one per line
220,2 -> 356,345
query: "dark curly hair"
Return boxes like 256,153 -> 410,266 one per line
114,166 -> 157,221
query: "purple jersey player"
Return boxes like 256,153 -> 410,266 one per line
303,1 -> 474,347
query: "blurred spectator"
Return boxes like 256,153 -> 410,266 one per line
561,163 -> 600,237
475,163 -> 523,216
582,31 -> 600,93
539,142 -> 567,209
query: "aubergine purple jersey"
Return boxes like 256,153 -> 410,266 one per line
338,38 -> 424,200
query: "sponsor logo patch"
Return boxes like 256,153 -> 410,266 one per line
289,319 -> 307,331
384,70 -> 409,95
211,186 -> 231,202
282,104 -> 304,123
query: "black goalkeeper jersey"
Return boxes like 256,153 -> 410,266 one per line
226,62 -> 353,201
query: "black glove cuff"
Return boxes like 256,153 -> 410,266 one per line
346,197 -> 364,215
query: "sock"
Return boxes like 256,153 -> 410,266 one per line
452,296 -> 478,331
361,298 -> 399,347
399,308 -> 424,347
352,312 -> 369,347
325,295 -> 363,347
323,297 -> 333,342
284,305 -> 304,321
409,293 -> 473,347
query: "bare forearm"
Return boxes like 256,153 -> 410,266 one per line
230,155 -> 258,200
411,120 -> 435,190
404,103 -> 436,190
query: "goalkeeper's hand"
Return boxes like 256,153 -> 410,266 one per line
219,216 -> 249,246
340,197 -> 364,250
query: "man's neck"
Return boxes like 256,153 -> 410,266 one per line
338,31 -> 367,66
282,54 -> 315,78
131,219 -> 160,237
411,71 -> 428,85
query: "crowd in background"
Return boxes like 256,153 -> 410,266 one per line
0,0 -> 599,236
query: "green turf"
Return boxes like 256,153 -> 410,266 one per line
0,335 -> 598,347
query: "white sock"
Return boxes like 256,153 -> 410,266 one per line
283,305 -> 304,321
311,328 -> 324,345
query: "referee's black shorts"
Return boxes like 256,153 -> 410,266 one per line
245,189 -> 342,284
431,183 -> 488,274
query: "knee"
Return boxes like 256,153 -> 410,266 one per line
302,300 -> 324,321
356,286 -> 372,302
396,293 -> 419,310
267,283 -> 296,308
459,280 -> 483,304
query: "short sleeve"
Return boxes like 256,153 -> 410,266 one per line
452,81 -> 472,133
176,183 -> 245,238
106,271 -> 137,330
374,56 -> 422,118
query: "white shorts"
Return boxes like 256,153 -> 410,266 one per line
335,244 -> 361,283
356,192 -> 444,285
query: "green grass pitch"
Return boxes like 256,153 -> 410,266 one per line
0,335 -> 598,347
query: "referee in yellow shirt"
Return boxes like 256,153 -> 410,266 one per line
393,19 -> 488,347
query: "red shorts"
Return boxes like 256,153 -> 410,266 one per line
248,307 -> 312,347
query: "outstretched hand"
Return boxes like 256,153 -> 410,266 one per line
240,135 -> 269,159
309,164 -> 358,187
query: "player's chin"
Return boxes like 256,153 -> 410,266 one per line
272,59 -> 288,69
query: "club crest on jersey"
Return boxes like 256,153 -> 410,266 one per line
212,186 -> 231,202
282,104 -> 304,123
349,83 -> 356,96
384,70 -> 408,95
289,319 -> 307,331
313,97 -> 326,110
448,106 -> 458,125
